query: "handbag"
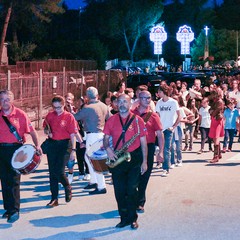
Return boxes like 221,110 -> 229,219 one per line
40,138 -> 52,154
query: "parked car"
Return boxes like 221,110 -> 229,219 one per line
126,74 -> 165,91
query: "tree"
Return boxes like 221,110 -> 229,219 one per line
191,27 -> 237,65
83,0 -> 164,63
0,1 -> 12,64
0,0 -> 64,64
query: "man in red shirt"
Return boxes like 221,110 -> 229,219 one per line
132,90 -> 163,213
0,90 -> 41,223
103,94 -> 148,230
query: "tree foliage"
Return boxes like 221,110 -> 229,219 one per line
191,27 -> 237,65
83,0 -> 164,62
0,0 -> 63,63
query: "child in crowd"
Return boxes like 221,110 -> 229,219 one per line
197,97 -> 213,154
183,98 -> 199,151
222,99 -> 240,153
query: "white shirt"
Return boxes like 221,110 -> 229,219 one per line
199,106 -> 211,128
228,91 -> 240,109
155,97 -> 179,131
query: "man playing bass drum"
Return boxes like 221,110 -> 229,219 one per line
0,90 -> 41,223
103,94 -> 148,230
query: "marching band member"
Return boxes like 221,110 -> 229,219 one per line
43,95 -> 78,207
0,90 -> 41,223
132,90 -> 163,213
74,87 -> 110,195
103,94 -> 148,229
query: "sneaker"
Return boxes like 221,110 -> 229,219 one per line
89,188 -> 107,195
197,149 -> 203,154
84,174 -> 91,181
222,147 -> 226,153
170,164 -> 175,169
68,173 -> 73,184
227,148 -> 232,152
177,162 -> 183,167
78,175 -> 85,181
84,183 -> 97,190
155,162 -> 162,169
183,146 -> 188,151
161,170 -> 169,177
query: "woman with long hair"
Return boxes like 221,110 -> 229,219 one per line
208,88 -> 225,163
183,98 -> 199,151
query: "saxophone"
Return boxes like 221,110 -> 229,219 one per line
106,118 -> 140,168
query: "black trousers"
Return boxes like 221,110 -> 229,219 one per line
76,142 -> 89,175
0,144 -> 22,214
138,143 -> 155,207
111,147 -> 142,223
46,139 -> 69,200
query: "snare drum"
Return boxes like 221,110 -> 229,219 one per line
11,144 -> 41,175
87,138 -> 109,173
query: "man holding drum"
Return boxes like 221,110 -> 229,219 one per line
103,94 -> 148,229
74,87 -> 110,195
0,90 -> 41,223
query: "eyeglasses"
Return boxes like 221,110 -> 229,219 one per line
139,97 -> 151,100
52,106 -> 63,110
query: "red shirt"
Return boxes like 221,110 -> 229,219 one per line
43,111 -> 78,140
132,108 -> 163,143
0,105 -> 34,143
103,112 -> 147,152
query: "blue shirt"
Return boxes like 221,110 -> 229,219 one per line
224,108 -> 240,129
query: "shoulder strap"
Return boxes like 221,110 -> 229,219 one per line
143,111 -> 152,123
114,114 -> 135,151
2,115 -> 23,143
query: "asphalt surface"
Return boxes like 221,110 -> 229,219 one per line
1,131 -> 240,240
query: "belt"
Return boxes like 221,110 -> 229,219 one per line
86,132 -> 98,134
0,143 -> 22,147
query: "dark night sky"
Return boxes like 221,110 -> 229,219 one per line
64,0 -> 224,9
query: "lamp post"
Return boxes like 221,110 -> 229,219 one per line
204,26 -> 209,68
149,25 -> 167,67
176,25 -> 194,71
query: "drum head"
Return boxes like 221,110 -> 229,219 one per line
87,139 -> 107,160
11,144 -> 35,169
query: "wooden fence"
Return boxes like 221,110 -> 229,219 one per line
0,68 -> 126,128
0,59 -> 97,74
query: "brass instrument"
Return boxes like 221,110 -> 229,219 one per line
106,117 -> 140,168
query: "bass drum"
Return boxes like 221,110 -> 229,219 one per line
11,144 -> 41,175
86,138 -> 109,173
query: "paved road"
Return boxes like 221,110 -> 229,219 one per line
1,131 -> 240,240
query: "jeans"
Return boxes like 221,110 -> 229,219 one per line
199,127 -> 212,150
184,124 -> 194,148
138,143 -> 155,207
223,129 -> 235,149
163,129 -> 173,171
171,126 -> 182,164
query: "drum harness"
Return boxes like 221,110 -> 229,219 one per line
2,115 -> 23,144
